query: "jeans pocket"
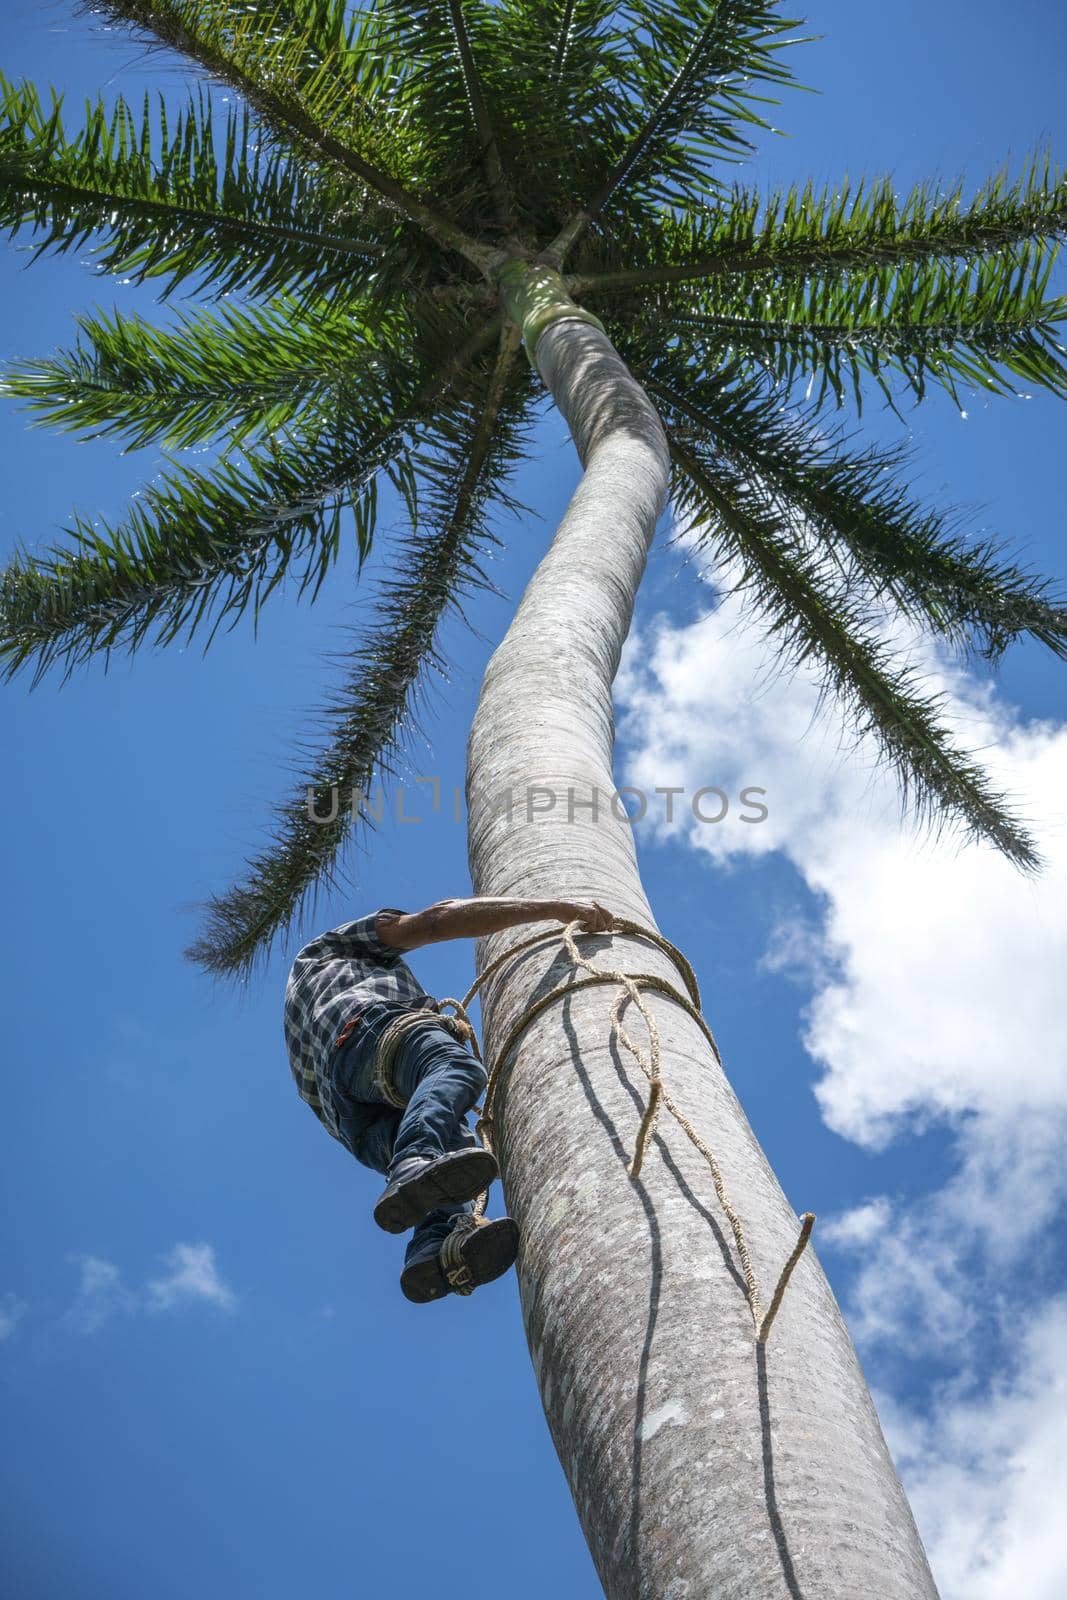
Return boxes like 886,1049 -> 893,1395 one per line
329,1001 -> 407,1104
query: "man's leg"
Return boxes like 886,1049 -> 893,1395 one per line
331,1005 -> 518,1298
339,1103 -> 400,1176
330,1004 -> 404,1175
335,1071 -> 477,1251
331,1003 -> 494,1225
358,1113 -> 477,1273
398,1116 -> 519,1302
331,1002 -> 486,1163
404,1122 -> 481,1263
370,1017 -> 496,1233
389,1019 -> 489,1168
385,1024 -> 518,1302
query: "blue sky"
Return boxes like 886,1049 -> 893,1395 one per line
2,4 -> 1066,1597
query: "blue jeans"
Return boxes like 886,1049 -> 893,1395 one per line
328,1001 -> 489,1265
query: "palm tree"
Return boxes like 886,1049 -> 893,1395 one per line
2,2 -> 1065,1593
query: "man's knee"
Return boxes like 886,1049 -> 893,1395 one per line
428,1042 -> 486,1108
438,1034 -> 486,1100
343,1108 -> 399,1173
466,1056 -> 488,1098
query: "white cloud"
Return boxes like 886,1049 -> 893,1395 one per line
817,1102 -> 1067,1356
145,1243 -> 237,1314
616,559 -> 1067,1315
615,548 -> 1067,1596
65,1255 -> 137,1335
64,1243 -> 236,1332
616,564 -> 1067,1153
817,1197 -> 891,1249
0,1292 -> 28,1341
877,1298 -> 1067,1600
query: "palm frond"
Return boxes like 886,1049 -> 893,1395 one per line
83,0 -> 493,266
669,435 -> 1039,869
640,240 -> 1067,408
375,0 -> 634,241
366,1 -> 517,233
570,158 -> 1067,291
0,315 -> 505,682
0,74 -> 387,299
643,362 -> 1067,660
2,293 -> 407,450
550,0 -> 803,259
0,431 -> 381,684
187,325 -> 528,977
474,1 -> 632,236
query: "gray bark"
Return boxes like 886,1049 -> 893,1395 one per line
465,318 -> 939,1599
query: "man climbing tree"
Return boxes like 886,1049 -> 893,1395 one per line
3,0 -> 1066,1591
284,895 -> 613,1301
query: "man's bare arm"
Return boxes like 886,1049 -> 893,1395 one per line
376,897 -> 614,952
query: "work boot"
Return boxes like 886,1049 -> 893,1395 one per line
372,1148 -> 498,1235
400,1214 -> 520,1304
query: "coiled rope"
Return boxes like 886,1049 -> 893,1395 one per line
438,1214 -> 480,1295
370,1007 -> 472,1109
398,916 -> 813,1344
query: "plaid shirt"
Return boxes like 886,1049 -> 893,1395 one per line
284,908 -> 436,1140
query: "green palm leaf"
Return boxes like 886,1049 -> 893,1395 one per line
0,74 -> 385,299
669,435 -> 1039,869
0,314 -> 505,681
90,0 -> 494,266
0,429 -> 382,683
630,242 -> 1067,407
549,0 -> 804,259
371,1 -> 516,230
506,0 -> 630,226
2,293 -> 409,450
374,0 -> 632,240
642,360 -> 1067,659
188,326 -> 528,975
570,160 -> 1067,291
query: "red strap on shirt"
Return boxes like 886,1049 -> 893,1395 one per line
333,1011 -> 365,1052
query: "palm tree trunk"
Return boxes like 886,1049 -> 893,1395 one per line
465,316 -> 939,1599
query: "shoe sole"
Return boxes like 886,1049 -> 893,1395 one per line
373,1148 -> 499,1235
400,1217 -> 520,1304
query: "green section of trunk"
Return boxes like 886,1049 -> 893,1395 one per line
496,259 -> 606,363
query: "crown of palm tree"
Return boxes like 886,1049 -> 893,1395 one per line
2,0 -> 1065,975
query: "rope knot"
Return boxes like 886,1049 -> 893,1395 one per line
440,1215 -> 481,1295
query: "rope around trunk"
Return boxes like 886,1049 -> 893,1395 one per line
431,917 -> 814,1345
